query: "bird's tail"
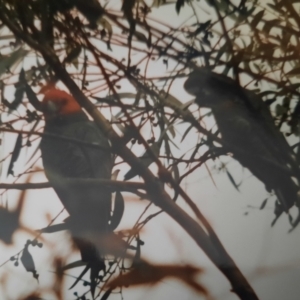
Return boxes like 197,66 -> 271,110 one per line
72,237 -> 106,298
274,176 -> 299,213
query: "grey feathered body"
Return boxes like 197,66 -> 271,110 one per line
184,69 -> 299,212
40,112 -> 113,237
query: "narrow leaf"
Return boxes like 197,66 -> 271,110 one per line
9,70 -> 25,112
260,198 -> 268,210
122,0 -> 136,35
7,133 -> 22,176
69,263 -> 91,290
171,164 -> 180,183
61,260 -> 87,271
90,265 -> 98,298
37,223 -> 67,233
23,75 -> 44,111
100,288 -> 113,300
251,10 -> 264,28
64,46 -> 82,64
110,191 -> 125,230
107,262 -> 207,295
263,19 -> 280,34
226,170 -> 240,191
181,124 -> 193,142
286,67 -> 300,76
21,244 -> 39,281
132,238 -> 141,267
0,48 -> 28,77
176,0 -> 185,14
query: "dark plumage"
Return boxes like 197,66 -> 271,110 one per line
40,88 -> 113,294
40,88 -> 112,237
184,68 -> 299,215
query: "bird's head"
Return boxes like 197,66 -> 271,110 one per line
42,88 -> 82,119
184,68 -> 236,108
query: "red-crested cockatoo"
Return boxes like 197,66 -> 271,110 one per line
40,88 -> 116,295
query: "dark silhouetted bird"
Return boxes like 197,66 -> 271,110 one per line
184,68 -> 299,219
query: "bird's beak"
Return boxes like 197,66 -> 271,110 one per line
42,100 -> 66,118
186,87 -> 199,95
45,100 -> 60,113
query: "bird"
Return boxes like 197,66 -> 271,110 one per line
39,87 -> 115,294
184,68 -> 300,221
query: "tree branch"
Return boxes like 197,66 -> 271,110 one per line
0,179 -> 146,193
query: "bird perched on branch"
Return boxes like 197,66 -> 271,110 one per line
184,68 -> 300,223
40,87 -> 117,294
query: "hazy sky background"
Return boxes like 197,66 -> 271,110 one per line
0,1 -> 300,299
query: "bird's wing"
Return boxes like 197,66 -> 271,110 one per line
41,120 -> 113,233
188,69 -> 296,169
59,121 -> 112,179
